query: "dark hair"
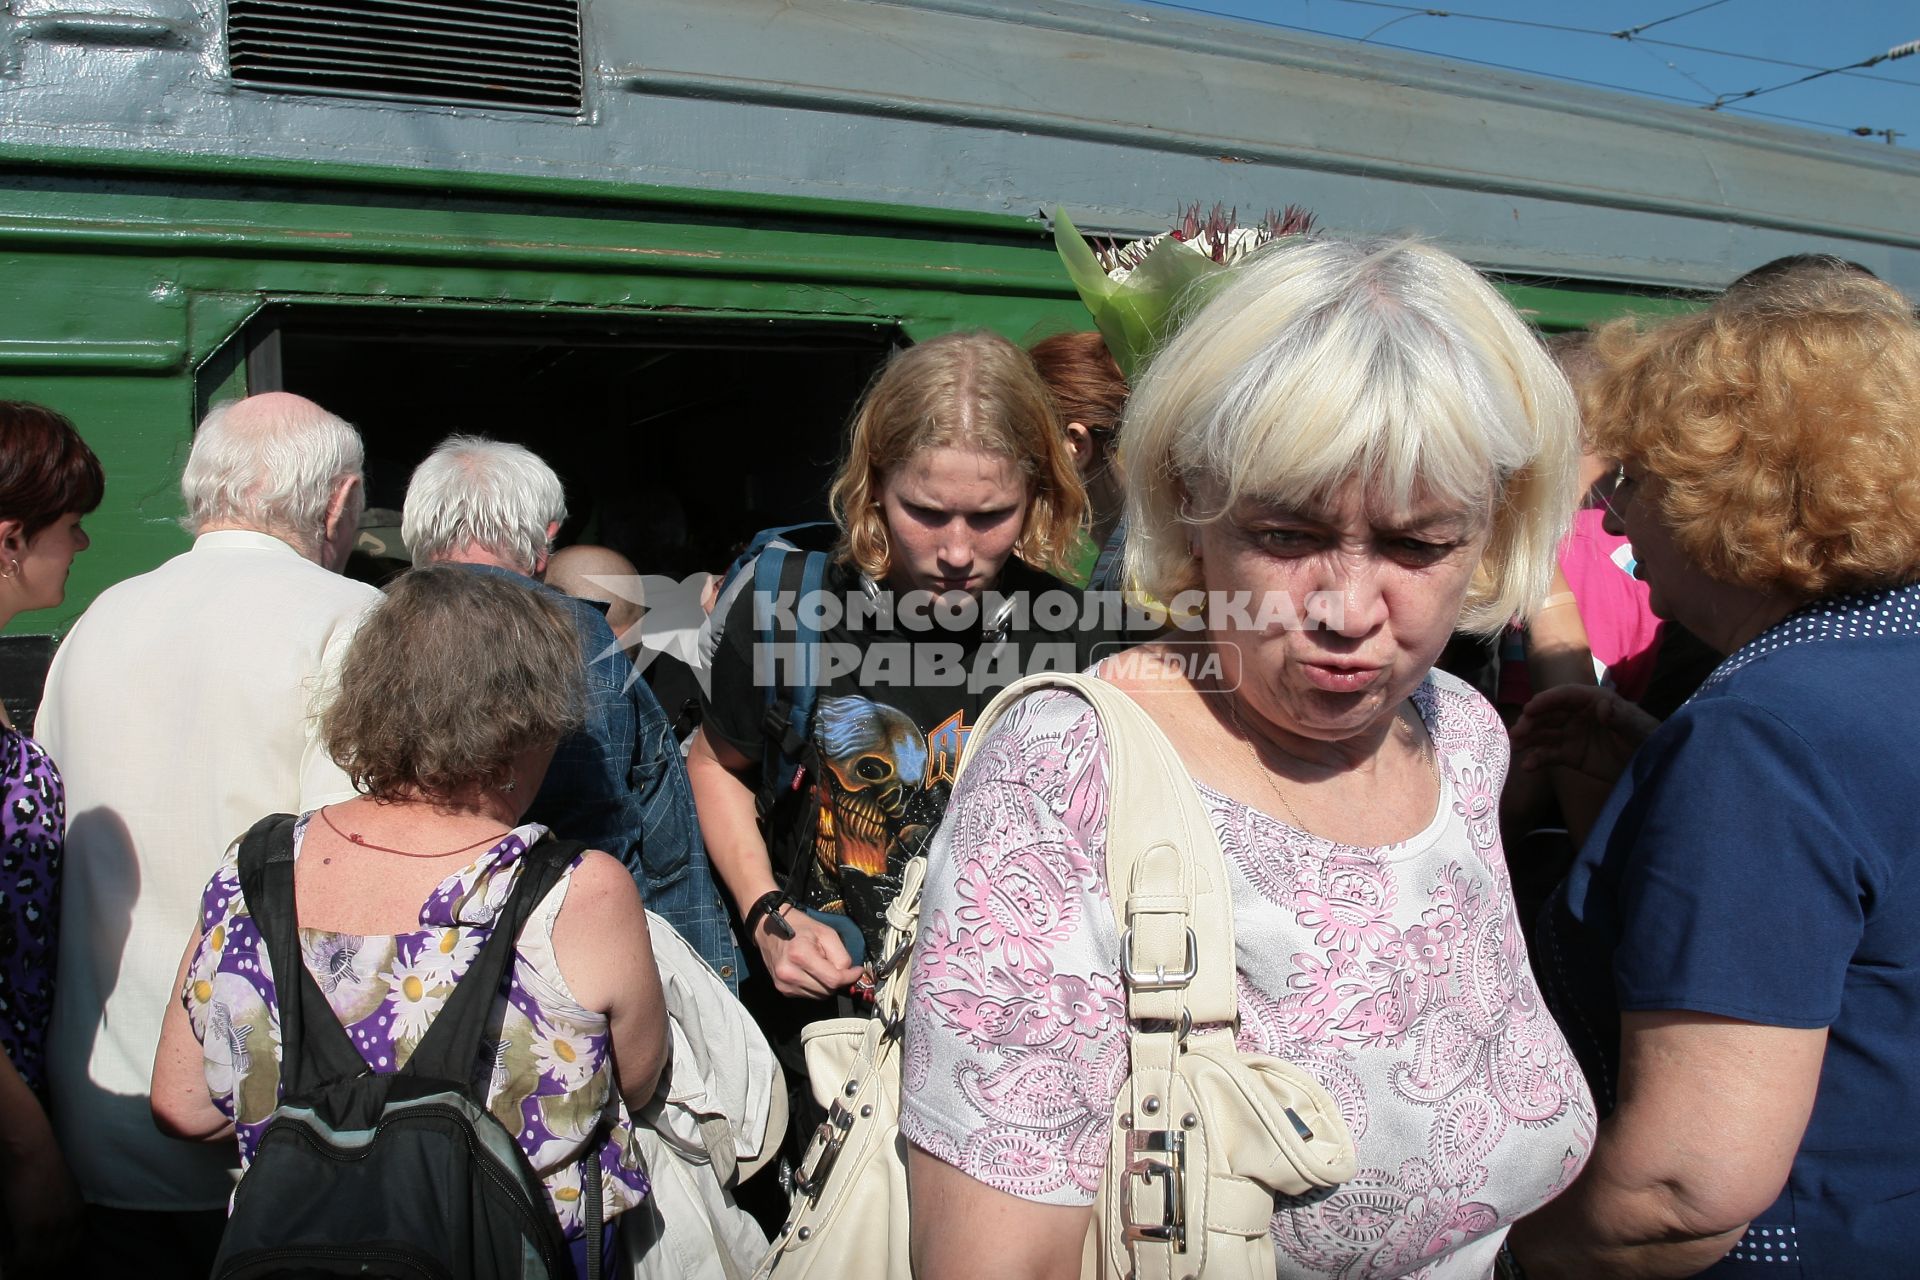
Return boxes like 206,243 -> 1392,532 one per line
322,565 -> 584,800
1027,331 -> 1129,439
1723,254 -> 1877,297
0,401 -> 105,540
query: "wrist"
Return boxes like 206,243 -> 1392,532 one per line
744,889 -> 797,941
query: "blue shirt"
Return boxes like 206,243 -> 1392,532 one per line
1542,582 -> 1920,1276
456,563 -> 741,990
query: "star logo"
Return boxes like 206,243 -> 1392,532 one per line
574,571 -> 716,691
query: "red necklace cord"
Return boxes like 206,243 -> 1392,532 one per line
317,805 -> 509,858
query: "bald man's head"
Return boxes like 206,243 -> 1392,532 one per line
546,544 -> 645,659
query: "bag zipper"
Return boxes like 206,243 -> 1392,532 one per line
264,1102 -> 567,1272
220,1240 -> 447,1279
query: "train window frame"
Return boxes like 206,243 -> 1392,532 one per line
195,302 -> 906,580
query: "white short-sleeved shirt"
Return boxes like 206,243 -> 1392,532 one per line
40,530 -> 379,1209
901,671 -> 1595,1280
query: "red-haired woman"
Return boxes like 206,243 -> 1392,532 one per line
1028,331 -> 1129,591
0,400 -> 103,1275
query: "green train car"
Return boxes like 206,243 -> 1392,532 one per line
1,0 -> 1915,707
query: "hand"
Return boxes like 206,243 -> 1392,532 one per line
2,1136 -> 81,1277
755,906 -> 863,999
1511,684 -> 1660,788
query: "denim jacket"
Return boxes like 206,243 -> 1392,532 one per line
458,564 -> 742,990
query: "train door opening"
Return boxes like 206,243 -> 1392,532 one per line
214,308 -> 901,584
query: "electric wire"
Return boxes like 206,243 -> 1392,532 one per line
1708,39 -> 1920,110
1326,0 -> 1920,86
1613,0 -> 1732,40
1138,0 -> 1914,139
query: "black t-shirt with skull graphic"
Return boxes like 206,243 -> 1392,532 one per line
705,554 -> 1112,958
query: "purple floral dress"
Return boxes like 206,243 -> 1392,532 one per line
183,815 -> 651,1267
0,724 -> 65,1096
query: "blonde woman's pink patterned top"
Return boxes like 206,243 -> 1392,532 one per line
901,670 -> 1594,1280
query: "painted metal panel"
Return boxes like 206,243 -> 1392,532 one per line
1,0 -> 1915,290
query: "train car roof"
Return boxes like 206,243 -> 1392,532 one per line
2,0 -> 1915,293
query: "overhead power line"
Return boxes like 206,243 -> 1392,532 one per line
1708,38 -> 1920,109
1139,1 -> 1909,140
1326,0 -> 1920,86
1613,0 -> 1732,40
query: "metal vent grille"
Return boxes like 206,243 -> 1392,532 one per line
227,0 -> 583,116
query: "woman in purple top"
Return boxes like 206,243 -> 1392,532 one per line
0,400 -> 103,1274
151,565 -> 669,1277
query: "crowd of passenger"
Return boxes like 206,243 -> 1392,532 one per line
0,238 -> 1913,1280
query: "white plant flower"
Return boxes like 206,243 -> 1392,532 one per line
382,952 -> 449,1045
530,1018 -> 599,1092
417,926 -> 481,983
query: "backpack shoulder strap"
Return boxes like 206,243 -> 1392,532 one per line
752,543 -> 833,810
404,835 -> 589,1091
238,813 -> 383,1097
959,672 -> 1237,1028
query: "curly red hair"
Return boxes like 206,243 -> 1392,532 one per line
1585,270 -> 1920,599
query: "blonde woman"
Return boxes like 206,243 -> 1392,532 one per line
903,239 -> 1596,1279
688,331 -> 1095,1092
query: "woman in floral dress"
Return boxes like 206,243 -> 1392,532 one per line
152,565 -> 668,1276
903,239 -> 1597,1279
0,400 -> 102,1275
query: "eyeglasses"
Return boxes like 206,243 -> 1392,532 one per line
1593,465 -> 1637,522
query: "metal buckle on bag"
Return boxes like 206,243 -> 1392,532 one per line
1120,927 -> 1199,991
871,939 -> 913,980
1121,1128 -> 1188,1251
790,1099 -> 856,1205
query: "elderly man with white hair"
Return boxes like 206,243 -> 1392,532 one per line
402,436 -> 739,990
37,391 -> 380,1278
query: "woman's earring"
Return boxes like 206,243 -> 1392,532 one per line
0,559 -> 19,580
501,777 -> 517,794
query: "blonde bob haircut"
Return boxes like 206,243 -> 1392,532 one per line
1584,268 -> 1920,600
322,565 -> 584,800
828,330 -> 1087,581
1121,236 -> 1579,635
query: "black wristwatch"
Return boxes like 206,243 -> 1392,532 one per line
745,889 -> 797,940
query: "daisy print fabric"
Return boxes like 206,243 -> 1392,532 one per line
183,816 -> 650,1237
901,671 -> 1595,1280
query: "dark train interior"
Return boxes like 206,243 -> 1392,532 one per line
217,306 -> 902,586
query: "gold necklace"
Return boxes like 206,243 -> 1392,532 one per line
1224,698 -> 1438,834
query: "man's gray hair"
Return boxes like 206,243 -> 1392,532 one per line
402,436 -> 567,573
182,395 -> 365,543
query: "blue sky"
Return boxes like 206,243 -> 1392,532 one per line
1147,1 -> 1920,150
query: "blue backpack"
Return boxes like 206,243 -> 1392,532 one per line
711,522 -> 843,818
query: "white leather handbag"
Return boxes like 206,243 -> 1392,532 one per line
753,673 -> 1356,1280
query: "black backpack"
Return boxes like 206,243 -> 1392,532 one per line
211,814 -> 600,1280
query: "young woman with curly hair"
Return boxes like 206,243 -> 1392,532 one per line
688,331 -> 1098,1144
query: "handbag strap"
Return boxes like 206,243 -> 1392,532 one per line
870,855 -> 927,1028
958,673 -> 1237,1028
962,672 -> 1239,1280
